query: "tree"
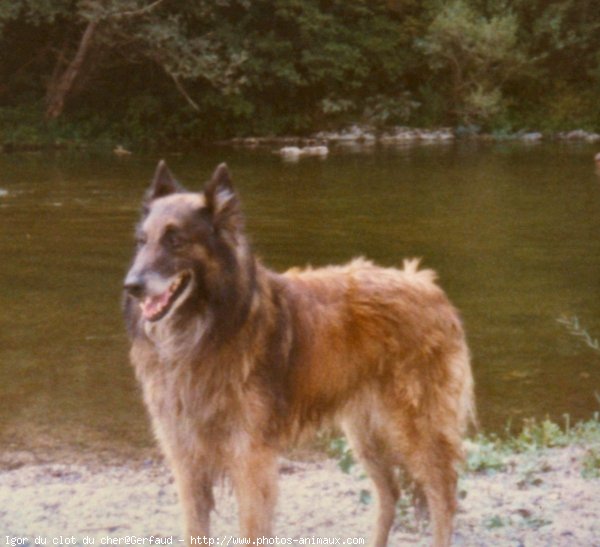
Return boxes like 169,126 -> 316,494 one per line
0,0 -> 251,120
45,17 -> 97,120
219,0 -> 420,132
418,0 -> 526,125
509,0 -> 600,129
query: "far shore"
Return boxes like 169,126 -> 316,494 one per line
2,125 -> 600,155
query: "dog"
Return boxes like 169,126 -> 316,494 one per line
123,161 -> 475,547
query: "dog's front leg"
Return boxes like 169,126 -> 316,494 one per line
171,460 -> 215,544
229,443 -> 279,540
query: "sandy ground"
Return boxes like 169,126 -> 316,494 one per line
0,444 -> 598,547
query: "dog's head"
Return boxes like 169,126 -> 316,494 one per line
124,161 -> 250,325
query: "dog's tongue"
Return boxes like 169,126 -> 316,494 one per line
141,291 -> 170,320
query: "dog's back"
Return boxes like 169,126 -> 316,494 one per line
280,257 -> 472,431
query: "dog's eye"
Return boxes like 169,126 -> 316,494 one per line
163,228 -> 185,249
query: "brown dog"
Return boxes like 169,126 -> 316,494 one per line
123,161 -> 475,546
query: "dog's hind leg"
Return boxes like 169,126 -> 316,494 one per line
341,414 -> 399,547
229,443 -> 279,539
401,433 -> 458,547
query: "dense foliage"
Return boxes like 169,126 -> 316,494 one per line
1,0 -> 599,145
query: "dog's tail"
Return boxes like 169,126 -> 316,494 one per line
401,257 -> 438,285
405,258 -> 478,433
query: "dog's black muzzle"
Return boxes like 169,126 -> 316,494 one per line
123,272 -> 145,299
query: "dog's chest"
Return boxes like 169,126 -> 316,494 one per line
135,347 -> 251,449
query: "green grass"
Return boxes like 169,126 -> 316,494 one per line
465,414 -> 600,475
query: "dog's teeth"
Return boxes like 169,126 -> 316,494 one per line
170,277 -> 181,293
139,273 -> 189,321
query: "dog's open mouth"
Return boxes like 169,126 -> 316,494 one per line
140,272 -> 191,322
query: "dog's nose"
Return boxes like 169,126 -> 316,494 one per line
124,274 -> 145,298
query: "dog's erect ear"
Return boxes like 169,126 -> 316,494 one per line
204,163 -> 243,237
145,160 -> 183,203
206,162 -> 233,194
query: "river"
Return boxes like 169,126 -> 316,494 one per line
1,142 -> 599,459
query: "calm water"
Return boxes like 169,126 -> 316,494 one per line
1,143 -> 600,459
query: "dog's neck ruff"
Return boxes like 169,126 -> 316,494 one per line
143,311 -> 209,366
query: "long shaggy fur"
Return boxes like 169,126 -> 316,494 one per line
123,162 -> 475,547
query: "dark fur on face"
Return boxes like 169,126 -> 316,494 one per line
124,162 -> 257,350
123,161 -> 475,547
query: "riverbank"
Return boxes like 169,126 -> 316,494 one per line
3,124 -> 600,155
1,418 -> 599,546
223,125 -> 600,149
